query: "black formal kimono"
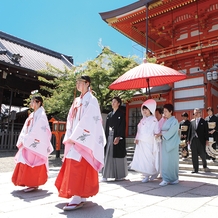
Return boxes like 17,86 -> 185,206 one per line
205,115 -> 218,160
102,108 -> 128,180
179,119 -> 190,158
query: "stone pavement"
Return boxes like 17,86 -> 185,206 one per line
1,152 -> 218,218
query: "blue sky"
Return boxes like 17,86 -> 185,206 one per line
1,0 -> 145,66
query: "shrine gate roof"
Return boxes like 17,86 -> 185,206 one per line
99,0 -> 218,54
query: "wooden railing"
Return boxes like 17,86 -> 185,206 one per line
155,36 -> 218,60
0,131 -> 61,151
0,131 -> 19,150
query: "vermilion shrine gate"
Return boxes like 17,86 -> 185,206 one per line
100,0 -> 218,136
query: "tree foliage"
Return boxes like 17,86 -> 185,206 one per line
43,67 -> 78,120
80,47 -> 139,112
36,47 -> 141,120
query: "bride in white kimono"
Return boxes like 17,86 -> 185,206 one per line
130,99 -> 160,183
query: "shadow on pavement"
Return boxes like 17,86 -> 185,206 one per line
56,201 -> 114,218
11,188 -> 53,202
108,178 -> 218,198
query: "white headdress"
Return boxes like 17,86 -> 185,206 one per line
141,99 -> 157,116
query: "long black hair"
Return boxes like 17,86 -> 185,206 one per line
32,96 -> 43,107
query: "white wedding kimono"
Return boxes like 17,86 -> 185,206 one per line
130,115 -> 160,176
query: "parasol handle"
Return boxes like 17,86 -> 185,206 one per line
146,78 -> 151,98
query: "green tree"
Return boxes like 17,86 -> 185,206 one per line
80,47 -> 139,112
39,47 -> 141,120
43,67 -> 78,120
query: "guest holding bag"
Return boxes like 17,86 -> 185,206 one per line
205,107 -> 218,162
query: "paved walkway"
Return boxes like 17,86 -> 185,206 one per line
1,152 -> 218,217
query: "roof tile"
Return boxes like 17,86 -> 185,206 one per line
0,31 -> 74,72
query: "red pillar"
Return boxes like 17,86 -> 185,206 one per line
125,103 -> 129,137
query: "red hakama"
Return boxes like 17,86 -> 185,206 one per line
55,157 -> 99,199
12,163 -> 47,187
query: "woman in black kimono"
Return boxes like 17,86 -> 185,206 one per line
102,97 -> 128,181
179,112 -> 190,160
205,107 -> 218,162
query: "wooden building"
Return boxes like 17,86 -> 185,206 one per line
0,31 -> 74,110
100,0 -> 218,137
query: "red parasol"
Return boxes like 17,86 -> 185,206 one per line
109,59 -> 186,96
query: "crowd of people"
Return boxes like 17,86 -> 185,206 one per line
11,75 -> 217,211
180,107 -> 218,173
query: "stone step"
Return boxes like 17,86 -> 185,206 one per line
126,152 -> 134,157
179,158 -> 218,166
126,159 -> 218,179
125,142 -> 218,179
126,147 -> 135,150
126,153 -> 218,161
127,168 -> 218,180
127,159 -> 218,168
126,150 -> 209,156
126,156 -> 218,163
126,147 -> 218,154
126,152 -> 218,159
180,150 -> 218,155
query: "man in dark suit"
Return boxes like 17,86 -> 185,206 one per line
187,108 -> 210,173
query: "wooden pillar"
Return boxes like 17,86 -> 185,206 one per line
0,88 -> 3,110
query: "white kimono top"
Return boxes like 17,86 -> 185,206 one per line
15,107 -> 54,170
63,91 -> 106,171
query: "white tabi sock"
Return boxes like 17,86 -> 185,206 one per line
81,198 -> 86,202
69,195 -> 82,205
